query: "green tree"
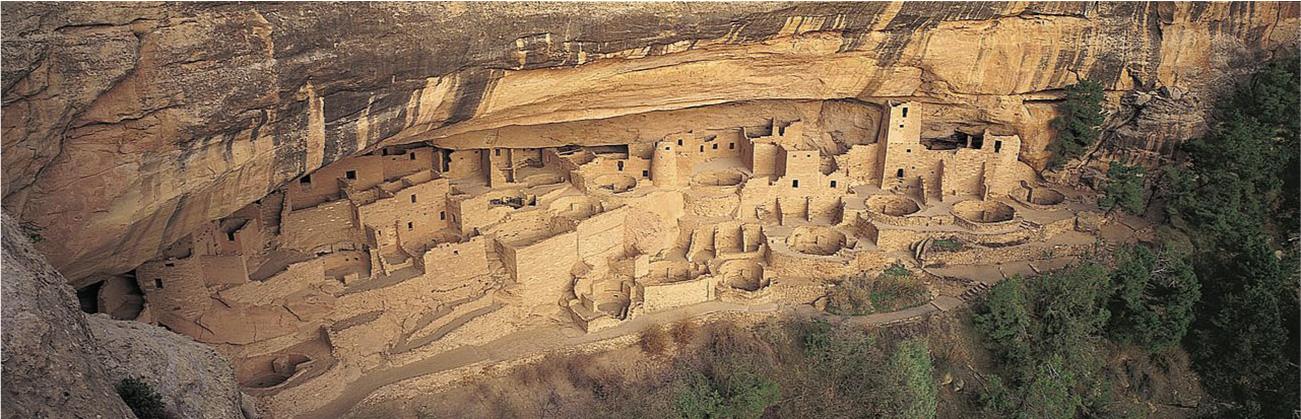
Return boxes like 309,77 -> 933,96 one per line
1107,244 -> 1200,351
974,276 -> 1034,368
1049,79 -> 1107,168
1099,163 -> 1146,214
886,339 -> 937,419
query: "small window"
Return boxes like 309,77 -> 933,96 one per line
453,250 -> 459,255
902,107 -> 909,118
345,170 -> 357,180
642,170 -> 650,177
830,180 -> 837,188
164,262 -> 175,267
896,168 -> 905,178
299,175 -> 312,185
792,179 -> 799,188
677,139 -> 683,146
665,146 -> 671,151
994,140 -> 1003,153
409,152 -> 416,160
899,124 -> 904,128
729,143 -> 735,149
407,222 -> 414,230
712,144 -> 718,150
699,145 -> 704,153
154,279 -> 164,289
906,149 -> 911,153
410,195 -> 417,203
617,161 -> 624,171
226,231 -> 236,241
439,211 -> 446,220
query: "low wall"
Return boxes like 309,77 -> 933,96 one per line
639,276 -> 717,314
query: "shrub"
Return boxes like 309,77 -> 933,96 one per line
639,325 -> 672,356
670,321 -> 699,345
931,238 -> 963,252
825,274 -> 874,316
826,265 -> 928,316
116,377 -> 167,419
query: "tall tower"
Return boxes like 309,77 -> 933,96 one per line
651,139 -> 680,187
878,101 -> 923,189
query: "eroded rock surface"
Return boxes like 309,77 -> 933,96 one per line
87,314 -> 249,419
1,2 -> 1296,282
0,213 -> 134,418
1,212 -> 246,418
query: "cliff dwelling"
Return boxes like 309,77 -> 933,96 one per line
87,99 -> 1110,415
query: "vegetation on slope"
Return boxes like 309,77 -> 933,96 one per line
826,264 -> 930,316
1157,57 -> 1300,418
1049,79 -> 1107,168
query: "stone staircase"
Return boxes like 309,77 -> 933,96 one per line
959,282 -> 993,302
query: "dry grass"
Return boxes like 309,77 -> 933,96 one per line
670,320 -> 699,345
639,325 -> 671,356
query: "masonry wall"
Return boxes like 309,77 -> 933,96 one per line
218,257 -> 327,306
136,258 -> 212,320
576,207 -> 627,262
505,231 -> 579,308
355,176 -> 452,254
639,276 -> 716,313
422,237 -> 490,285
281,199 -> 360,253
285,147 -> 436,210
447,149 -> 485,180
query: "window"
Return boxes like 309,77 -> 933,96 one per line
677,139 -> 683,146
410,195 -> 417,203
729,143 -> 735,150
896,168 -> 904,178
407,222 -> 414,230
699,145 -> 704,153
164,262 -> 174,267
439,211 -> 446,220
906,149 -> 911,153
830,180 -> 837,188
902,107 -> 909,118
154,279 -> 164,289
899,124 -> 904,128
665,146 -> 671,151
642,170 -> 650,177
617,161 -> 624,171
345,170 -> 357,180
994,140 -> 1003,153
299,175 -> 312,185
226,231 -> 236,241
494,149 -> 501,156
792,179 -> 799,188
453,250 -> 459,255
409,152 -> 416,160
712,143 -> 718,150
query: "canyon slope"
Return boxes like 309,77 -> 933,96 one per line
2,2 -> 1296,281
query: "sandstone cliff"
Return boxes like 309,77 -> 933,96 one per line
1,213 -> 248,419
1,213 -> 134,417
2,2 -> 1296,281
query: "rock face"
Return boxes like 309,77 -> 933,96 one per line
1,2 -> 1296,281
86,314 -> 249,419
1,212 -> 247,419
1,213 -> 135,418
